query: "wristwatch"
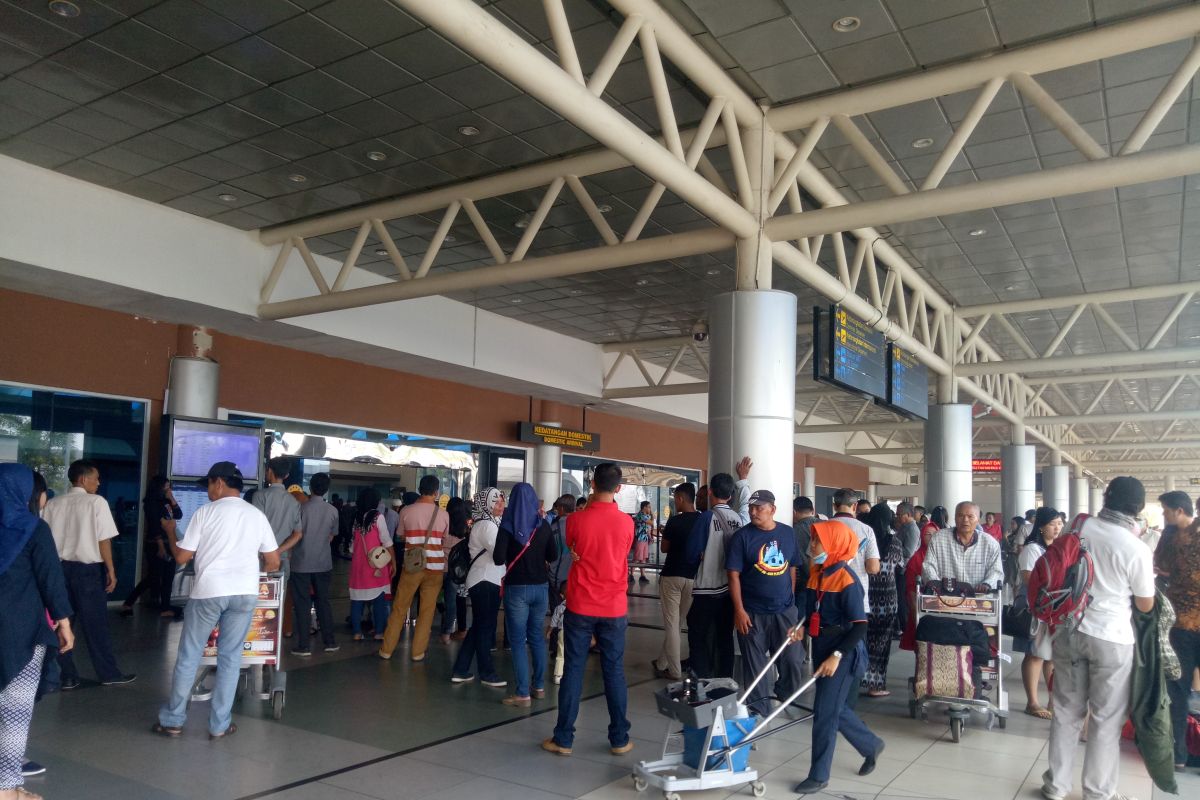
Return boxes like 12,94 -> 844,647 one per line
831,650 -> 843,659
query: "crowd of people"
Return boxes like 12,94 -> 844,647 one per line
1,451 -> 1197,799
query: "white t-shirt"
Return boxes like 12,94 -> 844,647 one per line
834,514 -> 880,606
1076,515 -> 1155,645
465,518 -> 506,590
43,487 -> 119,564
179,496 -> 279,599
1018,541 -> 1046,577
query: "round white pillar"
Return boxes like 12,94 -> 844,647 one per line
1165,475 -> 1177,492
802,466 -> 816,501
709,290 -> 797,522
1001,444 -> 1035,530
1070,476 -> 1089,520
867,483 -> 878,504
924,404 -> 973,512
1041,464 -> 1070,513
1090,485 -> 1104,515
529,421 -> 563,506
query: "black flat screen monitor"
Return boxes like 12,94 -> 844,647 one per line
813,305 -> 887,400
885,343 -> 930,420
170,484 -> 211,541
168,417 -> 262,481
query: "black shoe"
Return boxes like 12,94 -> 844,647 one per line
859,740 -> 885,775
794,778 -> 828,794
21,760 -> 46,777
101,673 -> 137,686
60,677 -> 81,691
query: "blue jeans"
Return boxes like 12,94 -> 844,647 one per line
350,594 -> 390,636
440,573 -> 461,634
504,583 -> 548,697
552,611 -> 630,749
159,594 -> 257,736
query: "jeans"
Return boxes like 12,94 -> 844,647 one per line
687,593 -> 734,679
552,611 -> 630,749
159,594 -> 257,736
504,583 -> 548,696
453,581 -> 502,680
58,561 -> 122,682
654,576 -> 693,679
1168,627 -> 1200,764
440,573 -> 463,634
289,570 -> 335,651
350,594 -> 390,636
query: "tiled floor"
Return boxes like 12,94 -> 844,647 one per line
19,572 -> 1200,800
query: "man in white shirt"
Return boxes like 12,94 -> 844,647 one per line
830,488 -> 881,604
1043,477 -> 1156,800
155,462 -> 280,739
42,459 -> 134,689
922,501 -> 1004,592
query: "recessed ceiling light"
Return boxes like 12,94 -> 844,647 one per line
911,137 -> 934,149
1004,284 -> 1016,291
510,297 -> 524,304
969,228 -> 986,236
604,330 -> 616,337
635,278 -> 649,286
706,268 -> 721,275
374,248 -> 389,256
457,125 -> 480,137
287,173 -> 307,183
597,203 -> 613,213
48,0 -> 80,18
444,234 -> 456,242
831,16 -> 861,33
514,214 -> 531,229
1027,316 -> 1041,322
217,193 -> 237,202
570,289 -> 584,295
366,150 -> 387,161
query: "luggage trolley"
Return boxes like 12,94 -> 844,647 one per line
908,589 -> 1009,741
633,636 -> 817,800
188,571 -> 288,720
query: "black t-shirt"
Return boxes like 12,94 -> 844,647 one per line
661,511 -> 702,579
493,519 -> 560,586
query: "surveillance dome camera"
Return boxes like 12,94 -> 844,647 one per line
691,321 -> 709,342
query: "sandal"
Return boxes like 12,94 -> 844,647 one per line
1024,705 -> 1053,719
866,690 -> 891,698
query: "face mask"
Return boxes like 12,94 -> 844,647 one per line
812,552 -> 828,565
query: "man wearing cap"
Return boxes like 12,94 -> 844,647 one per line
726,489 -> 803,717
155,462 -> 280,739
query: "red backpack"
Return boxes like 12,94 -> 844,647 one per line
1027,513 -> 1095,633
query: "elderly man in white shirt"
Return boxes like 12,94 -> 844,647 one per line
922,501 -> 1004,592
155,462 -> 280,739
42,459 -> 134,689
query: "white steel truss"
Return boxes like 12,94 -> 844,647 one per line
251,0 -> 1200,477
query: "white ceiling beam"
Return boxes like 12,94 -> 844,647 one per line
1027,367 -> 1200,386
959,281 -> 1200,318
957,347 -> 1200,376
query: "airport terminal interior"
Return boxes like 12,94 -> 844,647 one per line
2,0 -> 1200,799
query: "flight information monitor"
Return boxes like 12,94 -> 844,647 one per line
814,305 -> 887,400
168,417 -> 262,481
886,343 -> 930,420
171,484 -> 211,540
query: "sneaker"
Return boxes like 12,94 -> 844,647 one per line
1041,770 -> 1065,800
323,644 -> 340,653
60,677 -> 81,691
101,674 -> 137,686
541,737 -> 572,756
481,676 -> 507,688
553,674 -> 562,685
21,761 -> 46,777
290,648 -> 312,657
451,673 -> 475,684
503,695 -> 531,707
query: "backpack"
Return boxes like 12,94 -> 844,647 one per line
447,534 -> 484,584
1027,513 -> 1094,634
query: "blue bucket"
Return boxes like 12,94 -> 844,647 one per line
681,716 -> 754,772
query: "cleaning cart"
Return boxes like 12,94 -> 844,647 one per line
633,637 -> 816,800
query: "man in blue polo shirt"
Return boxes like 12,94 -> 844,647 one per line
726,489 -> 803,717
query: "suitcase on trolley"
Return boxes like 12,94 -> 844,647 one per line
914,642 -> 974,701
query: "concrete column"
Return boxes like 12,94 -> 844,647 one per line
1165,475 -> 1176,492
1090,485 -> 1104,515
1041,463 -> 1070,514
529,421 -> 562,506
1070,466 -> 1089,520
923,403 -> 973,512
802,466 -> 816,501
709,289 -> 797,522
867,483 -> 878,504
1001,442 -> 1035,531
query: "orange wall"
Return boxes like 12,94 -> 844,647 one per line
0,288 -> 866,488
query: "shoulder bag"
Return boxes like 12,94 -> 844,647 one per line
403,506 -> 440,574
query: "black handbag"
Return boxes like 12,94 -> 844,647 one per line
1002,604 -> 1033,639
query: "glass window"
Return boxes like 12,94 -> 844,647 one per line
0,384 -> 147,597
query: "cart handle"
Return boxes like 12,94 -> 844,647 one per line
739,675 -> 818,743
736,628 -> 802,704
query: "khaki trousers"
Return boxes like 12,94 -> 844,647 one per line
379,568 -> 443,659
654,576 -> 694,679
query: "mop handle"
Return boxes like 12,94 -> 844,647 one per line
736,625 -> 803,704
740,675 -> 818,742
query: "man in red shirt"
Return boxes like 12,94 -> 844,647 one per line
543,463 -> 634,756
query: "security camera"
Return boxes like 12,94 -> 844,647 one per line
691,321 -> 709,342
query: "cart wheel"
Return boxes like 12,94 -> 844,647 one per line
751,781 -> 767,797
271,691 -> 285,720
633,777 -> 647,792
908,699 -> 918,719
665,792 -> 681,800
949,716 -> 963,743
997,715 -> 1007,730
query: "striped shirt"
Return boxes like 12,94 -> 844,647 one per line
400,502 -> 450,572
921,527 -> 1004,589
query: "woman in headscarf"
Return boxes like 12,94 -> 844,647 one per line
493,482 -> 559,706
790,520 -> 884,794
861,502 -> 903,697
450,488 -> 508,688
0,465 -> 74,800
900,507 -> 947,652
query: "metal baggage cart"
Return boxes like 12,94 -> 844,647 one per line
633,636 -> 816,800
908,590 -> 1009,740
188,571 -> 288,720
